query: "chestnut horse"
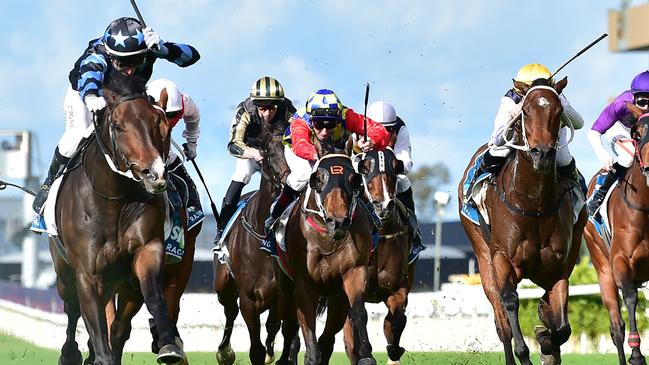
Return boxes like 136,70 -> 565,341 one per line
458,78 -> 587,365
212,129 -> 290,365
584,106 -> 649,365
50,70 -> 184,365
274,153 -> 376,365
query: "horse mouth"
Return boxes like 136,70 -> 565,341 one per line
142,179 -> 167,194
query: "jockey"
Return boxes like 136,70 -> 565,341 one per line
366,100 -> 425,251
464,63 -> 585,202
586,70 -> 649,215
31,17 -> 200,215
214,77 -> 296,242
260,89 -> 390,254
146,78 -> 202,215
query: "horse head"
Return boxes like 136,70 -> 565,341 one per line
629,104 -> 649,184
101,70 -> 170,194
261,130 -> 290,190
308,154 -> 362,239
511,77 -> 568,171
356,148 -> 403,220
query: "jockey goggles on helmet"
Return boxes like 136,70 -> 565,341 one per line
635,94 -> 649,109
311,108 -> 342,129
111,53 -> 147,70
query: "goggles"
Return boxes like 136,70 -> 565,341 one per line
635,97 -> 649,109
111,53 -> 147,70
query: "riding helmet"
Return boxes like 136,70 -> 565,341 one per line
250,76 -> 285,107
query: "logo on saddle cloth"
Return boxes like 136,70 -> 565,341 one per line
164,189 -> 185,264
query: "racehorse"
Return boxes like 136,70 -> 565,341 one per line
212,128 -> 289,365
458,77 -> 587,365
583,105 -> 649,365
273,152 -> 377,365
50,69 -> 184,365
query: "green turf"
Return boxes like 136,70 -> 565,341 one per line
0,331 -> 621,364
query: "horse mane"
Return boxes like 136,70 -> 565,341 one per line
103,69 -> 148,97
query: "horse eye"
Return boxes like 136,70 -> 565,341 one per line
112,123 -> 124,132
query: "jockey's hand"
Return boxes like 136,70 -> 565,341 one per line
243,148 -> 263,162
84,95 -> 107,113
356,137 -> 374,152
143,27 -> 168,55
184,142 -> 197,160
603,157 -> 615,171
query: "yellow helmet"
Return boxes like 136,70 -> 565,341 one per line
513,63 -> 553,93
250,76 -> 285,106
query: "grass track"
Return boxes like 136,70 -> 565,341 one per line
1,332 -> 619,364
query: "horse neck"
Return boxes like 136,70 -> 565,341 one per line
257,174 -> 277,211
85,125 -> 132,198
505,150 -> 559,205
625,163 -> 649,201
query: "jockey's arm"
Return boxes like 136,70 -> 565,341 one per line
156,41 -> 200,67
559,95 -> 584,130
290,118 -> 318,161
343,108 -> 390,150
181,94 -> 200,145
77,53 -> 108,100
490,96 -> 520,146
228,107 -> 262,158
393,125 -> 413,174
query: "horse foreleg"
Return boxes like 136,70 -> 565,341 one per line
214,268 -> 238,365
275,287 -> 300,365
294,281 -> 321,365
264,305 -> 281,364
342,266 -> 377,365
134,242 -> 185,364
110,284 -> 144,362
536,279 -> 570,365
318,295 -> 349,364
614,256 -> 647,365
57,279 -> 83,365
75,272 -> 113,365
494,257 -> 531,365
239,294 -> 266,365
384,286 -> 409,364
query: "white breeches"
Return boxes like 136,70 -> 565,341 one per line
284,145 -> 314,191
604,122 -> 634,168
489,126 -> 574,167
231,157 -> 260,184
58,86 -> 93,157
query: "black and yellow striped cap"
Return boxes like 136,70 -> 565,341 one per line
250,76 -> 285,105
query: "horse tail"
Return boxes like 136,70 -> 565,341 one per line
316,296 -> 327,318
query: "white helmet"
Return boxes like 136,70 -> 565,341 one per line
147,78 -> 183,113
367,101 -> 397,127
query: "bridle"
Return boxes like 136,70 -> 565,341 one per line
502,85 -> 574,152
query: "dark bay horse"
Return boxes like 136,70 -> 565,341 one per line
584,105 -> 649,365
458,78 -> 587,365
274,153 -> 376,365
212,130 -> 289,365
352,147 -> 415,364
51,70 -> 184,365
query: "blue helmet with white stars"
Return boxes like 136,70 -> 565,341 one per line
102,17 -> 147,60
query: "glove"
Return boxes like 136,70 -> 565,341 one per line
84,95 -> 107,113
184,142 -> 197,160
243,148 -> 263,162
143,27 -> 168,55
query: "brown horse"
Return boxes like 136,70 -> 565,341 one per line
212,129 -> 289,365
458,77 -> 587,365
584,105 -> 649,365
274,153 -> 376,365
50,70 -> 184,365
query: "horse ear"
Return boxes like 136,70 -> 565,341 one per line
393,159 -> 405,175
627,102 -> 645,120
358,158 -> 372,175
513,79 -> 529,95
554,76 -> 568,95
157,88 -> 169,111
309,168 -> 326,191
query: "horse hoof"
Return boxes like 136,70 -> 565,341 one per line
540,352 -> 561,365
265,353 -> 275,364
216,344 -> 236,365
386,360 -> 400,365
58,350 -> 82,365
156,344 -> 186,364
358,358 -> 377,365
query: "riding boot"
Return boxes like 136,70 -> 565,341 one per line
587,163 -> 628,216
173,164 -> 203,212
463,150 -> 506,203
260,184 -> 298,255
396,187 -> 415,213
557,158 -> 587,195
32,147 -> 69,214
214,181 -> 245,243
